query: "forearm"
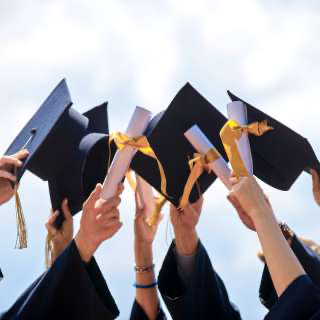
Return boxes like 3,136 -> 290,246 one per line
174,227 -> 199,256
134,241 -> 159,320
254,208 -> 305,297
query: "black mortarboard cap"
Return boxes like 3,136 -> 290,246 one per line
227,91 -> 320,190
130,83 -> 228,207
5,79 -> 114,228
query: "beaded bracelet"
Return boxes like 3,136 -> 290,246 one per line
133,281 -> 158,289
134,263 -> 155,273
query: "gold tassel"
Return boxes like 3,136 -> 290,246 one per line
14,188 -> 27,249
45,233 -> 53,269
146,196 -> 167,227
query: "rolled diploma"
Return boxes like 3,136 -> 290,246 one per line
135,174 -> 156,218
101,106 -> 152,200
184,125 -> 232,190
227,101 -> 253,175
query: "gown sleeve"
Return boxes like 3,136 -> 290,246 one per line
129,300 -> 167,320
260,235 -> 320,309
0,240 -> 119,320
158,240 -> 241,320
264,275 -> 320,320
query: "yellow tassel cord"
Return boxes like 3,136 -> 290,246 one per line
178,148 -> 221,210
146,195 -> 167,227
125,170 -> 167,227
220,119 -> 273,179
14,187 -> 27,249
109,132 -> 168,197
45,233 -> 54,269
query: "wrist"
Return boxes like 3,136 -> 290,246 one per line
134,240 -> 153,266
174,228 -> 199,255
75,231 -> 97,263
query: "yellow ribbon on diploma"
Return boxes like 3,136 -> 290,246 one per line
178,148 -> 221,210
220,119 -> 273,178
125,170 -> 167,226
109,132 -> 168,197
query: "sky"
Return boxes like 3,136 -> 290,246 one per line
1,1 -> 320,319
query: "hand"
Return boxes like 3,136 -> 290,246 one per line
228,183 -> 272,232
310,169 -> 320,206
170,197 -> 203,232
134,191 -> 163,246
229,175 -> 272,222
0,150 -> 29,205
228,194 -> 256,231
75,183 -> 124,262
170,197 -> 203,255
45,199 -> 74,263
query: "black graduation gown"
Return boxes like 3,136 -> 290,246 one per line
260,235 -> 320,309
130,300 -> 166,319
264,275 -> 320,320
157,240 -> 241,320
0,240 -> 119,320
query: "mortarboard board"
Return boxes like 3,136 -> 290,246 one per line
130,83 -> 228,207
227,91 -> 320,190
5,79 -> 114,230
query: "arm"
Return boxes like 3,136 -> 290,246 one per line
131,191 -> 163,320
45,199 -> 74,267
1,183 -> 124,320
229,176 -> 305,297
158,198 -> 241,320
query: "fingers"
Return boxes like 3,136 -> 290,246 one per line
311,169 -> 320,189
14,149 -> 29,160
191,196 -> 203,213
134,190 -> 144,213
96,196 -> 121,213
61,199 -> 73,221
0,170 -> 16,182
83,184 -> 103,210
98,208 -> 120,223
227,194 -> 242,211
47,210 -> 59,226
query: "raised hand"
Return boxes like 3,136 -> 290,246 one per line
0,150 -> 29,205
45,199 -> 74,264
75,183 -> 124,262
170,197 -> 203,255
310,169 -> 320,206
134,191 -> 162,246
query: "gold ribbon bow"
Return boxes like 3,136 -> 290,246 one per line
109,132 -> 168,197
178,148 -> 221,210
220,119 -> 273,178
125,170 -> 167,226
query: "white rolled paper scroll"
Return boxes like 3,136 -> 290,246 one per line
227,101 -> 253,175
101,106 -> 152,200
135,174 -> 156,218
185,125 -> 232,190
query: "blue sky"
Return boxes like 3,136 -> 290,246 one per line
1,1 -> 320,319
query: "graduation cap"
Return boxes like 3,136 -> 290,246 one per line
227,91 -> 320,190
130,83 -> 228,208
5,79 -> 114,249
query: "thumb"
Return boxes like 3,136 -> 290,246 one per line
311,169 -> 320,189
84,184 -> 102,210
62,199 -> 73,221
